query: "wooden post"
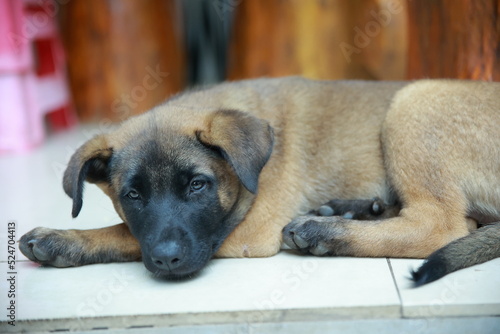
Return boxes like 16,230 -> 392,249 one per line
407,0 -> 500,80
59,0 -> 186,122
227,0 -> 408,81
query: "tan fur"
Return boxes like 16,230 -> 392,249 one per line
19,77 -> 500,273
181,78 -> 499,259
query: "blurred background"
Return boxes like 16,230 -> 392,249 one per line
0,0 -> 499,154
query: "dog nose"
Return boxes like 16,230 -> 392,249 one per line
151,241 -> 184,271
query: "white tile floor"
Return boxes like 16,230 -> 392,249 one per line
0,126 -> 499,333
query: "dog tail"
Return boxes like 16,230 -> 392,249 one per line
411,224 -> 500,286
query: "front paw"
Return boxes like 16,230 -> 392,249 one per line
19,227 -> 81,267
282,216 -> 352,256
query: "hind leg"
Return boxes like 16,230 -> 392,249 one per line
284,83 -> 476,259
284,129 -> 473,257
283,163 -> 471,258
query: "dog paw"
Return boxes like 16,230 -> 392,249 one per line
311,197 -> 402,221
311,197 -> 386,219
19,227 -> 81,267
282,216 -> 352,256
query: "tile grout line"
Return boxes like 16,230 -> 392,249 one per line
386,258 -> 404,318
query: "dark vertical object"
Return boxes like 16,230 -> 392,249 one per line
407,0 -> 500,80
181,0 -> 234,86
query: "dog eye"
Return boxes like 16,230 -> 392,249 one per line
190,179 -> 206,192
127,190 -> 140,200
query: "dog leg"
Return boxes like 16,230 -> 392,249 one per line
19,223 -> 141,267
281,81 -> 497,281
282,200 -> 471,258
284,120 -> 473,258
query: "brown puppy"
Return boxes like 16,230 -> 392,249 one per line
19,77 -> 500,285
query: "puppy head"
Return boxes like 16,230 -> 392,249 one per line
63,109 -> 274,278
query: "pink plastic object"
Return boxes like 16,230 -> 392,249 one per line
0,0 -> 75,154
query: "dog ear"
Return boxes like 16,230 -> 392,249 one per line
197,110 -> 274,194
63,135 -> 113,218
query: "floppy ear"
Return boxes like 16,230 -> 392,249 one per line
63,135 -> 113,218
197,110 -> 274,194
